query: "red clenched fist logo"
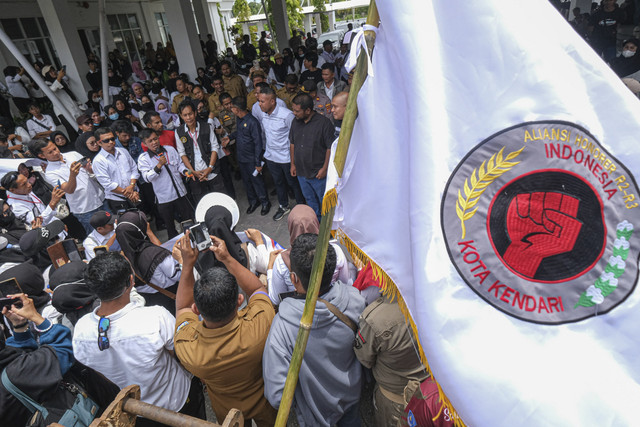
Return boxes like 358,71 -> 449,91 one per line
502,192 -> 583,278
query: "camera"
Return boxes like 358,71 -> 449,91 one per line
188,223 -> 212,251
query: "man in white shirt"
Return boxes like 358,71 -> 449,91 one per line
92,127 -> 140,213
258,87 -> 305,221
26,104 -> 56,139
174,100 -> 225,203
83,210 -> 119,260
31,139 -> 105,234
73,252 -> 205,421
138,129 -> 194,238
0,171 -> 65,227
320,40 -> 336,65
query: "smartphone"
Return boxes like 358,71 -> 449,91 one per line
253,59 -> 260,68
93,245 -> 108,256
61,65 -> 66,71
180,219 -> 195,233
79,157 -> 89,167
0,278 -> 23,310
189,223 -> 212,251
62,239 -> 83,262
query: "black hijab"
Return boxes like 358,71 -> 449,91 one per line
74,131 -> 99,161
0,262 -> 50,311
50,131 -> 73,153
116,211 -> 171,283
196,206 -> 247,273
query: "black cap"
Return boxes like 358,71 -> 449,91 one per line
19,220 -> 65,257
89,211 -> 115,229
76,114 -> 91,126
301,80 -> 316,93
50,261 -> 96,314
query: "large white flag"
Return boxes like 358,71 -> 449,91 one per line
328,0 -> 640,425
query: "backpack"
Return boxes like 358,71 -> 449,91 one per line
1,362 -> 111,427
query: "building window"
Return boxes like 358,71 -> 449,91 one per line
108,13 -> 145,63
0,17 -> 59,67
155,12 -> 170,46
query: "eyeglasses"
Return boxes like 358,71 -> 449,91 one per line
98,316 -> 110,351
100,137 -> 116,143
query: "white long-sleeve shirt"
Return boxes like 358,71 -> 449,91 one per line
5,75 -> 29,98
6,191 -> 56,225
137,146 -> 187,204
44,151 -> 104,214
261,103 -> 294,164
174,122 -> 221,181
92,147 -> 140,201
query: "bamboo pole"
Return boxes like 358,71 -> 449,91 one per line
273,2 -> 380,426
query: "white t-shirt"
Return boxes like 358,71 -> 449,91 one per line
72,299 -> 192,411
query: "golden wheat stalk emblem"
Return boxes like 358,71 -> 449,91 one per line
456,146 -> 525,238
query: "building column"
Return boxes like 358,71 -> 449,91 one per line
163,0 -> 205,79
271,0 -> 290,52
256,21 -> 264,34
242,22 -> 250,35
36,0 -> 90,102
314,13 -> 323,36
208,0 -> 228,51
193,0 -> 215,37
304,14 -> 313,37
328,10 -> 336,31
139,2 -> 163,46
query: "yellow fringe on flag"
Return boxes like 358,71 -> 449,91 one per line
322,187 -> 338,216
334,229 -> 466,427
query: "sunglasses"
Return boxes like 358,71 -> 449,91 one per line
98,316 -> 110,351
100,137 -> 116,143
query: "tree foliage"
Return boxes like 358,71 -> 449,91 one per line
263,0 -> 304,37
232,0 -> 252,22
311,0 -> 329,32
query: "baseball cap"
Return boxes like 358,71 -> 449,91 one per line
89,211 -> 115,229
76,114 -> 91,126
301,80 -> 316,93
19,220 -> 65,256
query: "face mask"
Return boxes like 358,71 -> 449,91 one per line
108,113 -> 119,121
170,60 -> 176,65
142,102 -> 154,110
93,97 -> 101,103
198,111 -> 209,120
622,49 -> 636,58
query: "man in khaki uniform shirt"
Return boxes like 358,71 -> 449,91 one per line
217,93 -> 237,135
354,296 -> 429,427
171,77 -> 193,113
173,232 -> 277,426
207,76 -> 226,116
276,74 -> 300,110
221,60 -> 248,99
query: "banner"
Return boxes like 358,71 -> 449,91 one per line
328,0 -> 640,425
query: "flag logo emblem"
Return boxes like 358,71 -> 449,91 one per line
441,121 -> 640,324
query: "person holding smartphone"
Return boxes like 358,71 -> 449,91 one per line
31,139 -> 104,234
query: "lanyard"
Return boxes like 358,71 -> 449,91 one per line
7,193 -> 43,206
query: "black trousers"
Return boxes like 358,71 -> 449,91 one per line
219,156 -> 236,199
187,175 -> 225,204
157,196 -> 194,239
265,159 -> 305,208
238,161 -> 269,206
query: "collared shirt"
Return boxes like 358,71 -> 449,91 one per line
320,50 -> 335,65
222,74 -> 248,99
260,103 -> 294,164
26,114 -> 55,137
83,229 -> 116,260
44,151 -> 104,214
174,293 -> 276,424
289,112 -> 334,178
138,146 -> 187,204
207,92 -> 224,113
73,299 -> 192,411
323,80 -> 335,100
229,113 -> 263,166
92,147 -> 140,201
174,122 -> 221,181
6,191 -> 56,225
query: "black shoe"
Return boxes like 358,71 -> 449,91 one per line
273,206 -> 290,221
246,202 -> 260,214
261,202 -> 271,216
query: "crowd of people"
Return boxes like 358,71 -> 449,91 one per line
0,25 -> 451,427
